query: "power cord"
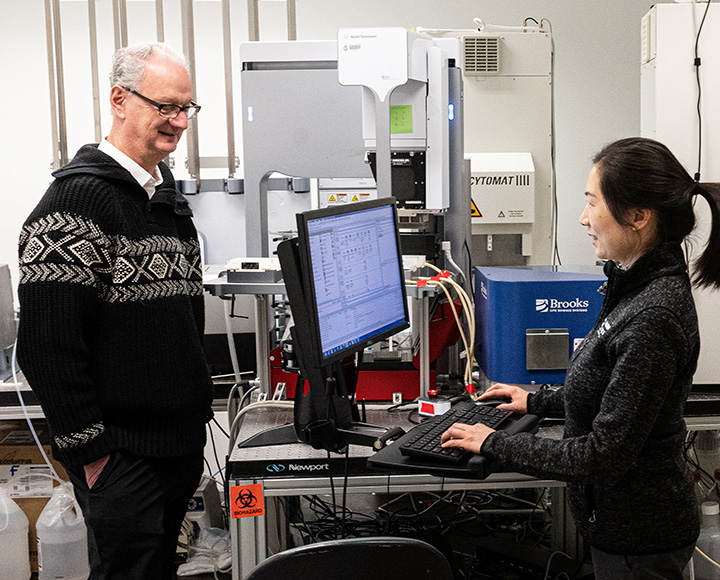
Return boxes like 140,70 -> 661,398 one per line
541,18 -> 560,266
9,340 -> 62,483
693,0 -> 712,182
410,263 -> 477,393
227,400 -> 293,453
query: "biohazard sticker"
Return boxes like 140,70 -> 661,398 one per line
230,484 -> 266,518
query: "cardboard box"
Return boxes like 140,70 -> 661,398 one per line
0,420 -> 69,572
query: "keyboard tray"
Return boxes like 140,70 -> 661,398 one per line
368,406 -> 540,479
399,401 -> 512,463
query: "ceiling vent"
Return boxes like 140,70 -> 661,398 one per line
463,36 -> 500,75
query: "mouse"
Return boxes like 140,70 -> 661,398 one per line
478,396 -> 512,406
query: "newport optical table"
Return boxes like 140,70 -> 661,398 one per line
226,404 -> 574,580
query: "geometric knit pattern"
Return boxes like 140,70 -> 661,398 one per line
54,421 -> 105,450
19,211 -> 203,303
19,212 -> 112,291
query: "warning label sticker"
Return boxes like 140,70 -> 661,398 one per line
230,484 -> 266,519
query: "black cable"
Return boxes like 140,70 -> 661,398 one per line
300,495 -> 381,541
212,416 -> 230,439
285,497 -> 318,544
407,409 -> 422,424
208,423 -> 222,480
206,423 -> 230,530
384,489 -> 552,546
463,238 -> 474,297
693,0 -> 712,182
341,447 -> 350,538
387,400 -> 417,413
385,506 -> 425,534
326,451 -> 339,539
549,27 -> 560,266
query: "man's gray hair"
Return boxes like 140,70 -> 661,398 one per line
109,42 -> 188,90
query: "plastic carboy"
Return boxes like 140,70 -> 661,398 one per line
36,482 -> 90,580
694,501 -> 720,580
696,431 -> 720,477
0,485 -> 31,580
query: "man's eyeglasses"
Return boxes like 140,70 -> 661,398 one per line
124,88 -> 201,120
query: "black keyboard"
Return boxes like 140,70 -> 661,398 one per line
399,401 -> 512,463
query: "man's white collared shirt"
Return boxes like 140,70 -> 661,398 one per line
98,139 -> 163,198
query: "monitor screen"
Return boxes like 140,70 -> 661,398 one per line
297,198 -> 409,366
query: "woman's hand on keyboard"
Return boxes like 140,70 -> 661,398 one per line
478,384 -> 529,414
440,422 -> 494,454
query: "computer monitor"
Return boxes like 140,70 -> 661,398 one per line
278,197 -> 410,448
298,198 -> 409,365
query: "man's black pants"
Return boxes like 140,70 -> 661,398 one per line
66,449 -> 204,580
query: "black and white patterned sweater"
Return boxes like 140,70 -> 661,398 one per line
482,242 -> 700,554
17,144 -> 214,469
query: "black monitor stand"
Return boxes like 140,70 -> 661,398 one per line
237,239 -> 404,453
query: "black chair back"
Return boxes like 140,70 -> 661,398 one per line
243,536 -> 453,580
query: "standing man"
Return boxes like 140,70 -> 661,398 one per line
17,42 -> 214,579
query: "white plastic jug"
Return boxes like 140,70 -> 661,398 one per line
695,501 -> 720,580
0,485 -> 31,580
36,482 -> 90,580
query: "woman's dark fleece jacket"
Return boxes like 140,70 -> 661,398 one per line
482,242 -> 700,555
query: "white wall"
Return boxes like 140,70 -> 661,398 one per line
3,0 -> 676,295
640,3 -> 720,384
0,0 -> 659,294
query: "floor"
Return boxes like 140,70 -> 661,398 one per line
28,566 -> 232,579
